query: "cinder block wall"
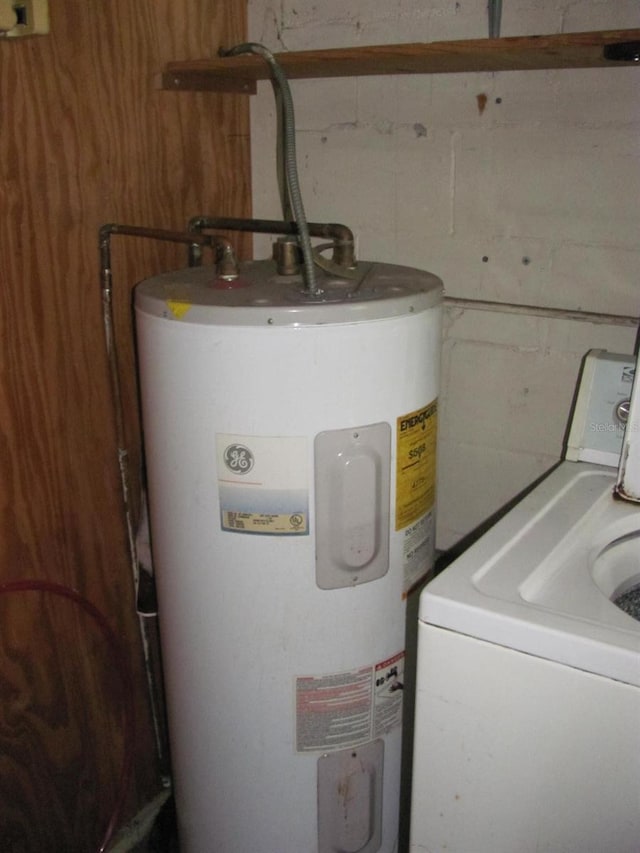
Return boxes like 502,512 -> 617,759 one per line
247,0 -> 640,549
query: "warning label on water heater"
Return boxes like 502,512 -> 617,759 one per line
295,652 -> 405,753
216,434 -> 309,535
395,401 -> 437,531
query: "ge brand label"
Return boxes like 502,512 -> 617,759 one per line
223,443 -> 255,475
216,434 -> 309,535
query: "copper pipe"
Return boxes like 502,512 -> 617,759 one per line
187,215 -> 356,270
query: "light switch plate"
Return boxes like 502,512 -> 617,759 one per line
3,0 -> 49,37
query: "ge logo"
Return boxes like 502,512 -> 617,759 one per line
224,444 -> 254,475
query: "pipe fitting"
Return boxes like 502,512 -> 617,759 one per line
187,215 -> 357,273
273,236 -> 302,275
218,243 -> 240,280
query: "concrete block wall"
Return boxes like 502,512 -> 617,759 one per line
247,0 -> 640,549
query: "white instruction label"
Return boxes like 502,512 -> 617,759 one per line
216,434 -> 308,535
402,510 -> 435,595
295,652 -> 405,753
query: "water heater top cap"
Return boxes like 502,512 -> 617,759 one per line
135,259 -> 442,327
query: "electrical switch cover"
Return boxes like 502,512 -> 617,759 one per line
3,0 -> 49,37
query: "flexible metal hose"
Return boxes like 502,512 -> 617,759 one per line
222,42 -> 318,294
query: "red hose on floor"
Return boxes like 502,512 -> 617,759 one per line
0,579 -> 135,853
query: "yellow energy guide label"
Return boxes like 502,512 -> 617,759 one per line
395,401 -> 437,531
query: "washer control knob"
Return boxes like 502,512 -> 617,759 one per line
616,399 -> 631,424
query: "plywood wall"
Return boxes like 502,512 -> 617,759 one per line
0,2 -> 250,849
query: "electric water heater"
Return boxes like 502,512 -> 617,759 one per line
135,256 -> 442,852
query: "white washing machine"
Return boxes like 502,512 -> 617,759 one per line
410,350 -> 640,853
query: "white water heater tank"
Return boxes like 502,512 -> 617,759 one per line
135,258 -> 442,852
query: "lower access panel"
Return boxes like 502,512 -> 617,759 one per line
318,740 -> 384,853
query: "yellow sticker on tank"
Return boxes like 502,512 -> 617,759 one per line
166,299 -> 192,319
395,401 -> 437,531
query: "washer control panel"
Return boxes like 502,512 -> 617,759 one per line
565,349 -> 636,466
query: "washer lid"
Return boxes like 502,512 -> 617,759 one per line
421,461 -> 640,686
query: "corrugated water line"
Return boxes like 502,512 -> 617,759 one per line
221,42 -> 319,293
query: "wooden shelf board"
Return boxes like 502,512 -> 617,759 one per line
162,30 -> 640,93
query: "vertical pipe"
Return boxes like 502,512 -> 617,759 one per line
98,224 -> 238,777
488,0 -> 502,38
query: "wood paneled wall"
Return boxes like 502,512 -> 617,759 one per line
0,2 -> 250,849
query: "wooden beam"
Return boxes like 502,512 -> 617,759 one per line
162,30 -> 640,92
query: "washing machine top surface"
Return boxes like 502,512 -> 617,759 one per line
421,460 -> 640,686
